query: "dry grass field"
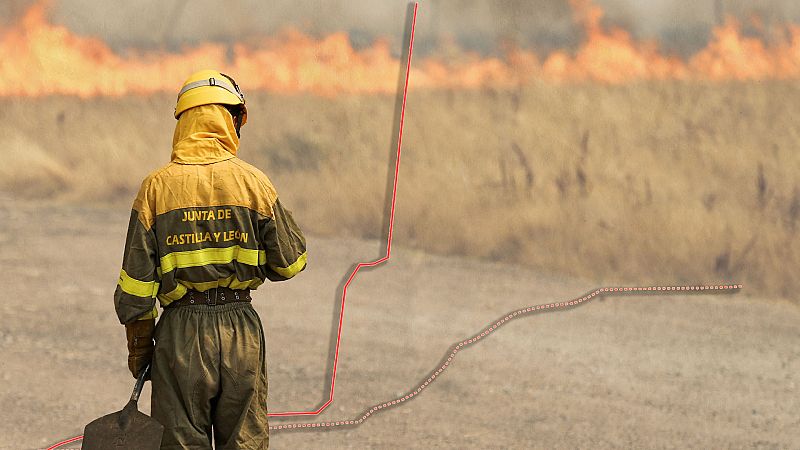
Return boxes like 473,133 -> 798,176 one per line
1,81 -> 799,301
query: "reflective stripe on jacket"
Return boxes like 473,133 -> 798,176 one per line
114,104 -> 306,324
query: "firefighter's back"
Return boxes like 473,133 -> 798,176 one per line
115,71 -> 306,449
145,154 -> 282,306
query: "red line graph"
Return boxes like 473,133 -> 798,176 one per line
42,4 -> 744,447
267,2 -> 418,417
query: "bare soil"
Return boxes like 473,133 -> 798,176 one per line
0,200 -> 798,449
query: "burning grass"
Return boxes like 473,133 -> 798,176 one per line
5,0 -> 800,97
1,81 -> 799,300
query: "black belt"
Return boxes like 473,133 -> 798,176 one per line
166,287 -> 252,308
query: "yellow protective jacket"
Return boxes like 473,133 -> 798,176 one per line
114,104 -> 307,324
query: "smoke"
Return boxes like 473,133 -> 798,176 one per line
3,0 -> 800,56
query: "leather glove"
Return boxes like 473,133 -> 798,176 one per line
125,318 -> 155,379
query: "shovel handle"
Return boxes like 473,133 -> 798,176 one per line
130,363 -> 151,404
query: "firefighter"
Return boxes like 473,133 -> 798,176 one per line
114,69 -> 307,449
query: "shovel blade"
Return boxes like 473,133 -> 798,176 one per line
81,401 -> 163,450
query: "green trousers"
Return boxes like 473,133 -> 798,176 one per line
151,303 -> 269,449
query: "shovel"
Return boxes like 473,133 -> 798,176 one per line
81,364 -> 164,449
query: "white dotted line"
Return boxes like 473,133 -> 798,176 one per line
269,283 -> 742,431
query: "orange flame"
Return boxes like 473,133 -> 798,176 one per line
541,0 -> 689,82
690,19 -> 800,80
2,0 -> 800,98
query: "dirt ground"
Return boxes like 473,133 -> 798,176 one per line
0,199 -> 798,449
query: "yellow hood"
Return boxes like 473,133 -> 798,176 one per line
171,104 -> 239,164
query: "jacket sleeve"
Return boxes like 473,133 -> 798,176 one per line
259,198 -> 307,281
114,178 -> 160,324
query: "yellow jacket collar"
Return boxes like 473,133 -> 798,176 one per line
171,104 -> 239,164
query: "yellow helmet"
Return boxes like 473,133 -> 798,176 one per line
175,69 -> 247,125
